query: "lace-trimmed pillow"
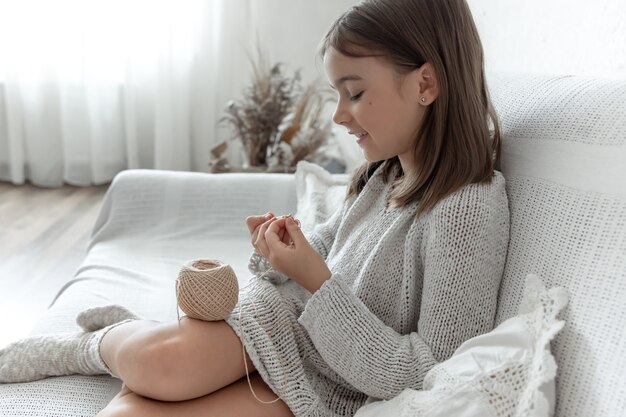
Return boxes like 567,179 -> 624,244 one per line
294,160 -> 349,233
356,274 -> 568,417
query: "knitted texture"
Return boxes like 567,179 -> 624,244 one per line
354,274 -> 567,417
248,250 -> 290,285
0,305 -> 138,383
425,274 -> 566,417
226,163 -> 510,417
76,305 -> 139,332
176,259 -> 239,321
488,73 -> 626,417
489,75 -> 626,146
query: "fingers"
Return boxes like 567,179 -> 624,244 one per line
278,227 -> 288,245
283,216 -> 305,245
251,213 -> 301,258
265,218 -> 289,250
246,212 -> 274,234
248,213 -> 274,251
269,217 -> 291,246
266,216 -> 302,250
254,217 -> 275,257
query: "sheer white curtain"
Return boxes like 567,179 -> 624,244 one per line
0,0 -> 252,186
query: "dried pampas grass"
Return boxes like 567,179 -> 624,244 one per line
214,45 -> 333,173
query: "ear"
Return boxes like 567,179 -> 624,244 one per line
416,63 -> 439,106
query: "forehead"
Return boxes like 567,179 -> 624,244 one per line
323,47 -> 391,87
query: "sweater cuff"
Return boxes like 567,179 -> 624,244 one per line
298,273 -> 350,332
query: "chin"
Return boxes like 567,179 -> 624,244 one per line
362,151 -> 389,164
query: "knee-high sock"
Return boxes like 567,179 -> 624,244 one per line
0,305 -> 138,383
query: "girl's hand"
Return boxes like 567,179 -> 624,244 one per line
264,217 -> 332,293
245,212 -> 291,257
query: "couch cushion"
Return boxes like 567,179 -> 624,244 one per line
489,73 -> 626,417
294,160 -> 350,232
355,274 -> 567,417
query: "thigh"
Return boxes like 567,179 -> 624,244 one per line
105,317 -> 256,401
98,373 -> 294,417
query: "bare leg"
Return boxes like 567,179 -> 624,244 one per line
96,373 -> 293,417
99,316 -> 256,402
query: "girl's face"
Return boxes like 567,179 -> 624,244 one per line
324,47 -> 428,174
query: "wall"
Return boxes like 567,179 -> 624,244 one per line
468,0 -> 626,78
251,0 -> 626,81
251,0 -> 355,83
219,0 -> 355,165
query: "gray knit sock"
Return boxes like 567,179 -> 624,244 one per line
76,304 -> 139,332
0,305 -> 138,383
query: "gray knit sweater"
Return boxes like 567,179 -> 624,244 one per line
225,164 -> 510,417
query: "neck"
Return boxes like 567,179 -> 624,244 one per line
398,155 -> 417,177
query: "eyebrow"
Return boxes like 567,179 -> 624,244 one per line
329,74 -> 363,89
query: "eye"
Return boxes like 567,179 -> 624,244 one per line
350,91 -> 364,102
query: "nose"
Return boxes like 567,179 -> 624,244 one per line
332,99 -> 351,126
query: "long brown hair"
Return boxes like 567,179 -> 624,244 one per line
321,0 -> 500,215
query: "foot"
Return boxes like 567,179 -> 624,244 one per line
0,330 -> 104,383
0,305 -> 139,383
76,304 -> 139,332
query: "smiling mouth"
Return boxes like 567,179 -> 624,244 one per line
349,131 -> 369,142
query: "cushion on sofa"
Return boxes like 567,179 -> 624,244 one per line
294,160 -> 350,232
354,274 -> 567,417
489,73 -> 626,417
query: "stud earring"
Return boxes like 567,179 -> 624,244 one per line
420,96 -> 427,104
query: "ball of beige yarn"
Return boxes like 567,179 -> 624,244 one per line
176,259 -> 239,321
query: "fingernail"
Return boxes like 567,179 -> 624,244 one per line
264,212 -> 272,219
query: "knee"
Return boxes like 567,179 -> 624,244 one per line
95,392 -> 155,417
95,402 -> 129,417
115,325 -> 185,400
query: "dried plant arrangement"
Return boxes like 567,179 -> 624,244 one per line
210,47 -> 333,173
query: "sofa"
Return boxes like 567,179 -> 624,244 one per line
0,72 -> 624,417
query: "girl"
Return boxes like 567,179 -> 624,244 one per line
0,0 -> 509,416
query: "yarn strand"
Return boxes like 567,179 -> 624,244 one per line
238,266 -> 283,404
173,258 -> 284,404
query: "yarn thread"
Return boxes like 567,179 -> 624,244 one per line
239,266 -> 284,404
175,259 -> 284,404
238,214 -> 299,404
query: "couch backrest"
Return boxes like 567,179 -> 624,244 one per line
489,73 -> 626,417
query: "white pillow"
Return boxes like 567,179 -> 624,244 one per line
356,274 -> 568,417
330,124 -> 366,175
294,160 -> 349,232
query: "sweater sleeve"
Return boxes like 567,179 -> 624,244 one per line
305,202 -> 345,260
418,188 -> 510,362
298,183 -> 509,399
